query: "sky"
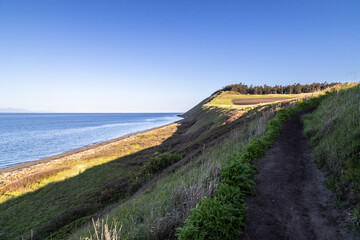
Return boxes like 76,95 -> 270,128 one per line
0,0 -> 359,113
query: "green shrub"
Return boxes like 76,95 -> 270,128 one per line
142,152 -> 182,176
130,152 -> 182,188
177,195 -> 247,240
220,161 -> 256,195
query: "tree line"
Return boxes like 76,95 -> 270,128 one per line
221,82 -> 338,94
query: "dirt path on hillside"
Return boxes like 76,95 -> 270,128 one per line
241,113 -> 355,240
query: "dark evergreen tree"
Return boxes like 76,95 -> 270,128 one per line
221,82 -> 338,95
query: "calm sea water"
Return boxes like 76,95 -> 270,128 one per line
0,113 -> 181,169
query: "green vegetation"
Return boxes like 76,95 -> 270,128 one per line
206,91 -> 297,107
184,106 -> 229,134
130,152 -> 182,188
72,91 -> 327,240
71,105 -> 277,239
0,125 -> 178,204
138,152 -> 182,178
0,125 -> 178,240
0,159 -> 130,240
1,83 -> 344,239
303,83 -> 360,228
177,94 -> 326,239
0,157 -> 114,204
223,82 -> 338,94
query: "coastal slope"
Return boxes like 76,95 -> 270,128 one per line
1,83 -> 358,239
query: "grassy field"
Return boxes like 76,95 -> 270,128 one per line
303,83 -> 360,229
0,124 -> 179,239
0,124 -> 179,204
205,91 -> 301,107
176,92 -> 330,239
0,87 -> 335,239
70,103 -> 277,239
1,99 -> 258,239
72,92 -> 327,239
68,84 -> 356,239
182,91 -> 300,136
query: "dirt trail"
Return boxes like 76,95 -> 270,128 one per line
241,113 -> 355,240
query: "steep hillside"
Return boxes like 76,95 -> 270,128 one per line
0,89 -> 293,239
70,91 -> 318,239
0,84 -> 342,239
176,84 -> 359,240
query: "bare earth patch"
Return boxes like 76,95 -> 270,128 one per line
232,97 -> 294,105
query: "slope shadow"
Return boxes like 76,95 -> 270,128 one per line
0,103 -> 286,240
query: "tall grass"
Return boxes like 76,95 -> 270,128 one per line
82,218 -> 122,240
303,83 -> 360,228
73,94 -> 326,240
0,124 -> 179,240
71,108 -> 276,239
0,124 -> 178,205
177,94 -> 325,239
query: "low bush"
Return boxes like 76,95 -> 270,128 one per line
142,152 -> 182,177
177,194 -> 247,240
130,152 -> 182,188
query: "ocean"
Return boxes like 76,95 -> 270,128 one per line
0,113 -> 181,169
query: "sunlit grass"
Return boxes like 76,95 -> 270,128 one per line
74,88 -> 338,239
0,124 -> 179,240
206,91 -> 299,107
71,108 -> 274,239
0,156 -> 118,203
0,85 -> 345,239
0,125 -> 178,204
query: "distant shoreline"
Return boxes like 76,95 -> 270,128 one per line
0,119 -> 183,175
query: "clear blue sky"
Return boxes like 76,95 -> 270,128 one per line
0,0 -> 359,112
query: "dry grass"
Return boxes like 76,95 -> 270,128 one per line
0,167 -> 69,194
73,106 -> 277,239
206,91 -> 301,107
0,123 -> 179,203
83,218 -> 122,240
0,86 -> 340,239
0,123 -> 180,240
